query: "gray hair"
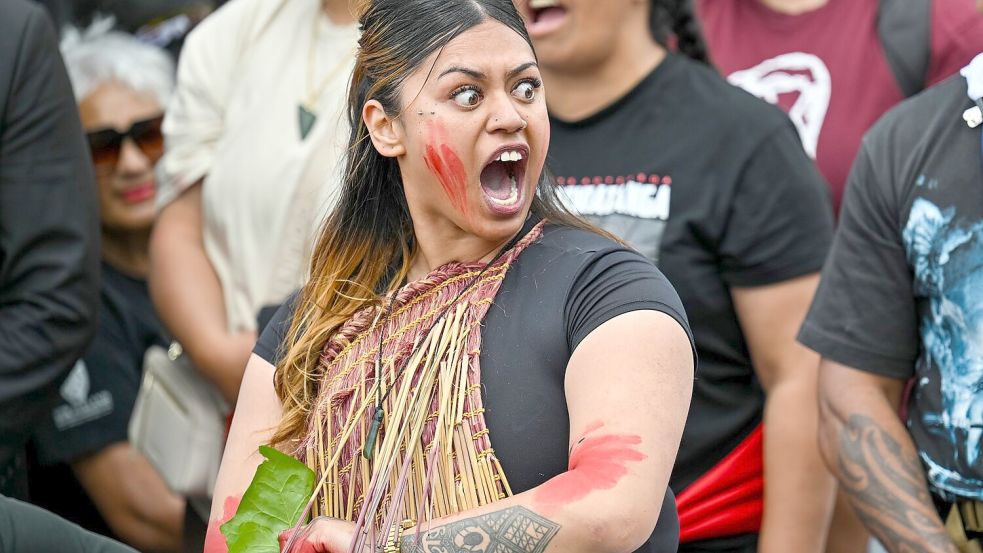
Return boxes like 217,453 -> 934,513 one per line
60,17 -> 176,106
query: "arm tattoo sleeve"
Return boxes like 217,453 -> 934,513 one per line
837,414 -> 956,553
399,506 -> 560,553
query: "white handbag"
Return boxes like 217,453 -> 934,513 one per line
129,342 -> 229,498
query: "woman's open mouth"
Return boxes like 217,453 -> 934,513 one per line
526,0 -> 569,37
479,145 -> 528,215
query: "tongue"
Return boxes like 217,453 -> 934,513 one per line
534,6 -> 567,24
480,161 -> 513,200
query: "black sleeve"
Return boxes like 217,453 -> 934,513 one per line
0,3 -> 100,401
32,301 -> 141,465
254,293 -> 299,366
0,494 -> 138,553
717,124 -> 835,287
798,140 -> 919,379
565,248 -> 696,357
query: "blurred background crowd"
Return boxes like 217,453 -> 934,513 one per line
1,0 -> 983,551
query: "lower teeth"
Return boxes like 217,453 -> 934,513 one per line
489,174 -> 518,206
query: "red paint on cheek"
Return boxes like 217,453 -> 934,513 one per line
422,119 -> 470,217
534,423 -> 647,512
424,143 -> 469,215
203,495 -> 241,553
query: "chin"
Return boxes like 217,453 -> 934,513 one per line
104,211 -> 155,234
465,197 -> 536,245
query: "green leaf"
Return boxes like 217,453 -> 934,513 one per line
221,445 -> 316,553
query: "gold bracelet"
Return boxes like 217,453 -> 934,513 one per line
383,519 -> 416,553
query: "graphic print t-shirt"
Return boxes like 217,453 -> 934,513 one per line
29,263 -> 169,535
800,75 -> 983,500
697,0 -> 983,211
548,54 -> 834,493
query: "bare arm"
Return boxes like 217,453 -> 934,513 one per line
818,359 -> 957,553
731,274 -> 835,553
205,353 -> 285,553
72,443 -> 185,553
281,310 -> 695,553
149,183 -> 255,404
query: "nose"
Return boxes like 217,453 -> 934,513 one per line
115,138 -> 153,176
486,93 -> 527,135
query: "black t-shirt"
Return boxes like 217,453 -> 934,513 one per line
256,220 -> 696,553
29,262 -> 168,536
547,53 -> 834,502
799,75 -> 983,501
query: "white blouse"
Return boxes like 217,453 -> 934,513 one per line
158,0 -> 358,332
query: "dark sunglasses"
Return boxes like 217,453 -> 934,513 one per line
86,114 -> 164,171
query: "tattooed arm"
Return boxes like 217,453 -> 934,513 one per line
397,506 -> 559,553
817,359 -> 957,553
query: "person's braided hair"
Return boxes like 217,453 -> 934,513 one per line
650,0 -> 712,65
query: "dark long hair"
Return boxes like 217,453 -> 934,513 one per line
650,0 -> 712,65
272,0 -> 594,446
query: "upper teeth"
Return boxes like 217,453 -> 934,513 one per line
498,151 -> 524,162
530,0 -> 559,8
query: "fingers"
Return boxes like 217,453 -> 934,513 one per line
278,517 -> 355,553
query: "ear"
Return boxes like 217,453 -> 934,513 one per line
362,99 -> 405,158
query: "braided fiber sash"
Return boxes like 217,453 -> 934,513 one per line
297,221 -> 544,549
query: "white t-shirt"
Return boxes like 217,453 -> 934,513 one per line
158,0 -> 358,331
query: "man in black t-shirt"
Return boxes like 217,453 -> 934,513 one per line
520,0 -> 837,550
799,60 -> 983,552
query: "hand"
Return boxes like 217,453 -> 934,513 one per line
279,517 -> 357,553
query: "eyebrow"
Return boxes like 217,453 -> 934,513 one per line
437,61 -> 538,81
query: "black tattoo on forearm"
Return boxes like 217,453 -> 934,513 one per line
836,414 -> 956,553
399,506 -> 560,553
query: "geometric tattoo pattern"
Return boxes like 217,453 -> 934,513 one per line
399,506 -> 561,553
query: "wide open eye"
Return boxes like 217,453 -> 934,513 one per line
512,79 -> 541,103
452,86 -> 483,108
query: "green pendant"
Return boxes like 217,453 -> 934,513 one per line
298,104 -> 317,140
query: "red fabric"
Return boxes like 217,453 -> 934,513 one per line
677,424 -> 764,543
696,0 -> 983,213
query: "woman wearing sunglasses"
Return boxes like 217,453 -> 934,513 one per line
27,22 -> 185,553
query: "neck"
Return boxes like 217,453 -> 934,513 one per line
542,39 -> 666,122
102,228 -> 151,278
321,0 -> 356,24
406,217 -> 521,282
756,0 -> 829,14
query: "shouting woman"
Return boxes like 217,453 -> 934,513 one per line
206,0 -> 696,551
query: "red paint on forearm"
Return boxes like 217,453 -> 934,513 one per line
423,120 -> 469,215
535,422 -> 646,512
203,495 -> 241,553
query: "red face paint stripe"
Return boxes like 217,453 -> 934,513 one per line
424,144 -> 468,215
439,144 -> 468,211
203,495 -> 241,553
